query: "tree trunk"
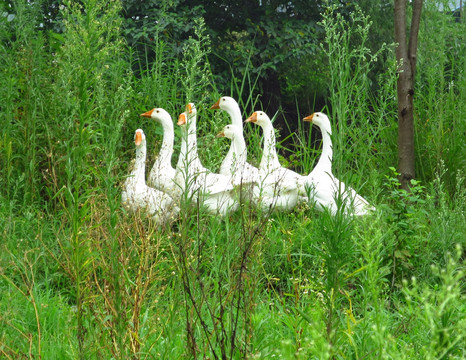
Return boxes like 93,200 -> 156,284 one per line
394,0 -> 423,190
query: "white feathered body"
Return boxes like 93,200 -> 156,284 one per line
122,129 -> 179,224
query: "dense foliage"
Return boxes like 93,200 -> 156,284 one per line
0,0 -> 464,359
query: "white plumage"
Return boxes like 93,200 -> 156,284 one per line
245,111 -> 307,212
122,129 -> 179,224
141,107 -> 182,200
216,124 -> 259,202
304,112 -> 375,216
211,96 -> 260,182
175,103 -> 238,215
122,103 -> 374,220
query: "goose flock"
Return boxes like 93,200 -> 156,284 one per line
121,97 -> 375,224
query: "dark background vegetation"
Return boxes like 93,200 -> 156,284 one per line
122,0 -> 393,127
13,1 -> 394,127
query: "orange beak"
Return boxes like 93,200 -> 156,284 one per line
186,103 -> 193,114
140,109 -> 154,118
178,113 -> 186,126
216,130 -> 225,138
210,98 -> 221,110
135,131 -> 143,146
245,112 -> 257,123
303,113 -> 315,122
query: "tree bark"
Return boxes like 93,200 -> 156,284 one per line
394,0 -> 423,190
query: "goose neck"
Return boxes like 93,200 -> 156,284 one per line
159,121 -> 174,165
226,104 -> 243,128
177,115 -> 199,170
187,115 -> 198,150
317,127 -> 333,172
229,135 -> 247,164
177,126 -> 188,169
133,142 -> 147,182
260,122 -> 280,170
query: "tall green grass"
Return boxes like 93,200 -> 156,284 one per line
415,1 -> 466,192
1,1 -> 465,359
315,3 -> 397,198
0,0 -> 50,207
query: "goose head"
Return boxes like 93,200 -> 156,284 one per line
186,102 -> 196,117
245,111 -> 271,127
178,103 -> 196,126
134,129 -> 145,146
210,96 -> 236,111
177,112 -> 187,126
303,112 -> 332,135
216,124 -> 241,139
140,107 -> 172,126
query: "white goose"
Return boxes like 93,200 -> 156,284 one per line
141,107 -> 182,200
176,103 -> 238,215
245,111 -> 307,211
304,112 -> 374,215
216,124 -> 259,200
122,129 -> 179,224
210,96 -> 260,182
